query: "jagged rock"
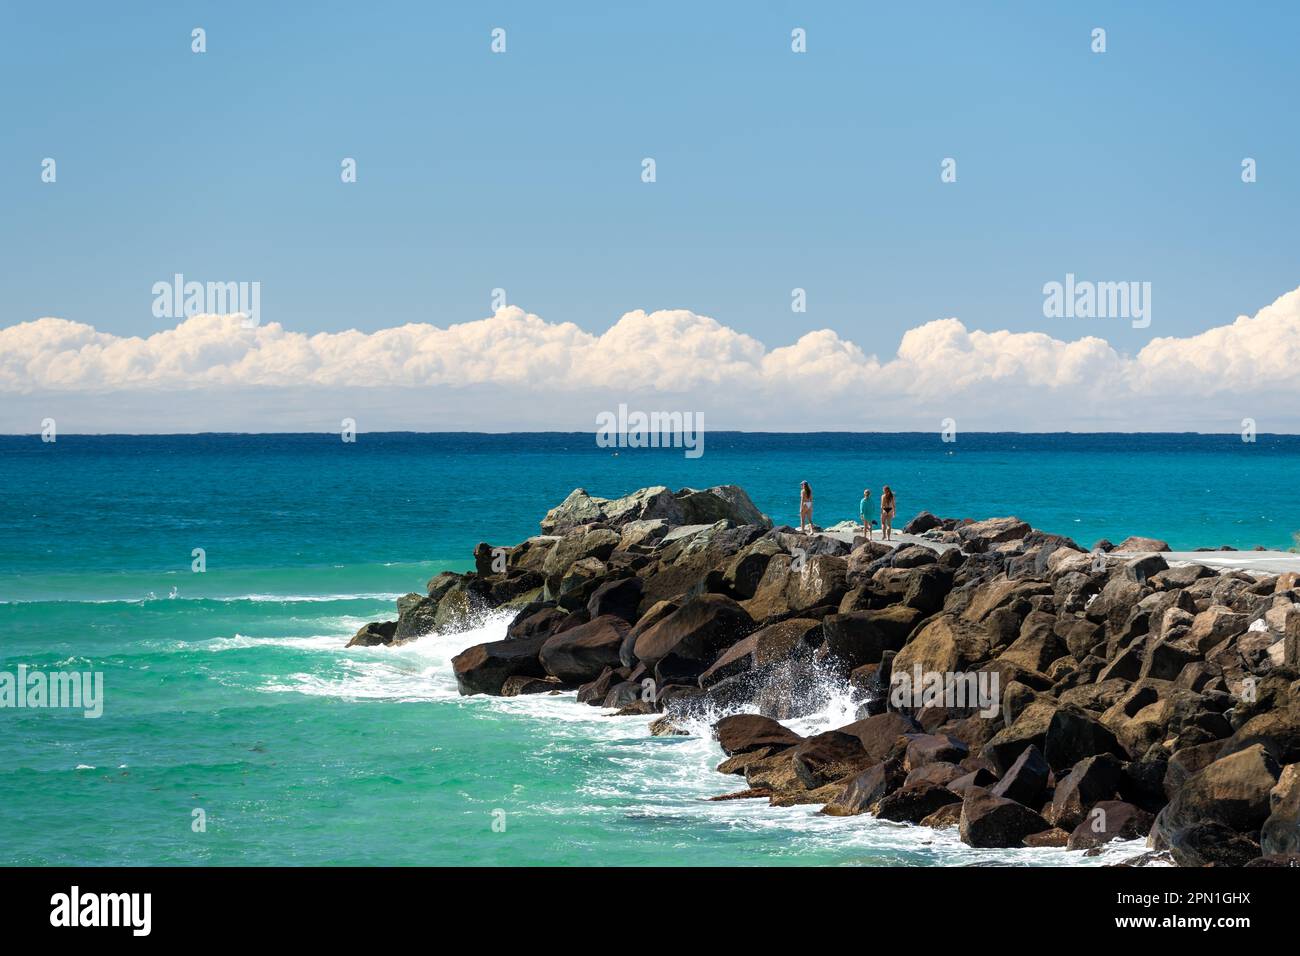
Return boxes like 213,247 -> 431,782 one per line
501,675 -> 563,696
506,603 -> 565,640
903,512 -> 943,535
1043,706 -> 1124,771
989,744 -> 1050,807
791,731 -> 873,788
1123,553 -> 1168,585
1149,744 -> 1280,850
1114,536 -> 1171,553
999,610 -> 1068,672
1047,753 -> 1123,829
959,787 -> 1052,847
426,571 -> 462,600
586,576 -> 643,622
817,611 -> 902,673
394,593 -> 440,640
948,767 -> 998,795
430,583 -> 488,634
959,517 -> 1032,547
1151,563 -> 1216,589
721,539 -> 782,599
539,615 -> 630,684
1067,801 -> 1154,849
1166,822 -> 1261,866
698,618 -> 821,688
347,620 -> 397,648
983,700 -> 1058,775
904,734 -> 969,771
576,666 -> 621,705
846,541 -> 894,586
921,802 -> 965,829
836,712 -> 923,764
633,593 -> 755,679
905,761 -> 965,788
1188,605 -> 1248,654
1261,762 -> 1300,856
875,781 -> 962,823
821,756 -> 908,816
893,614 -> 990,678
452,635 -> 550,695
714,714 -> 803,756
1024,828 -> 1071,848
675,485 -> 771,528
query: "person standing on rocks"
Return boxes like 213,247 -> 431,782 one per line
859,488 -> 873,537
880,485 -> 896,541
799,481 -> 814,533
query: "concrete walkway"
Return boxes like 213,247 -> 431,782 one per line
812,523 -> 1300,576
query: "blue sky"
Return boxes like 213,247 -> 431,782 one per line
2,2 -> 1299,432
4,0 -> 1297,347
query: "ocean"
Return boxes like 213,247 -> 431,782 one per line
1,432 -> 1297,866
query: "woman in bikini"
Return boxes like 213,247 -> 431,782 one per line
880,485 -> 896,541
799,481 -> 813,533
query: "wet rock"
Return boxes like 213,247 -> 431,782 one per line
713,714 -> 804,756
539,614 -> 630,684
959,787 -> 1052,848
452,635 -> 550,696
346,620 -> 397,648
821,756 -> 907,816
989,744 -> 1050,807
875,781 -> 961,823
1067,800 -> 1154,849
791,731 -> 872,788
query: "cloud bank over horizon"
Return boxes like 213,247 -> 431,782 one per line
3,287 -> 1299,433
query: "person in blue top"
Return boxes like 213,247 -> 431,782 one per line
858,488 -> 873,537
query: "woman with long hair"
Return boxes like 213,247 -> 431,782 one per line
880,485 -> 896,541
799,481 -> 813,533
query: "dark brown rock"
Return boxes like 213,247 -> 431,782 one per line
959,787 -> 1052,848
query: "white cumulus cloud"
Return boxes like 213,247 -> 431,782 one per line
2,287 -> 1299,432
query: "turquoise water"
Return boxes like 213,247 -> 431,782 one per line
1,433 -> 1297,866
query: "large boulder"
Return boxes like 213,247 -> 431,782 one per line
347,620 -> 398,648
1261,763 -> 1300,857
1167,822 -> 1262,867
983,700 -> 1058,775
742,553 -> 848,620
451,635 -> 550,695
1113,535 -> 1171,553
818,612 -> 900,673
958,517 -> 1032,548
539,615 -> 630,684
874,781 -> 961,823
821,757 -> 907,816
394,593 -> 440,640
989,744 -> 1049,807
541,486 -> 684,534
1043,707 -> 1124,772
698,618 -> 821,688
959,787 -> 1051,848
904,734 -> 969,771
1149,744 -> 1280,850
674,485 -> 771,528
791,731 -> 872,788
632,594 -> 756,678
714,714 -> 804,756
586,577 -> 643,623
1048,754 -> 1123,830
1067,800 -> 1154,850
836,712 -> 924,764
541,528 -> 620,594
892,614 -> 989,678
